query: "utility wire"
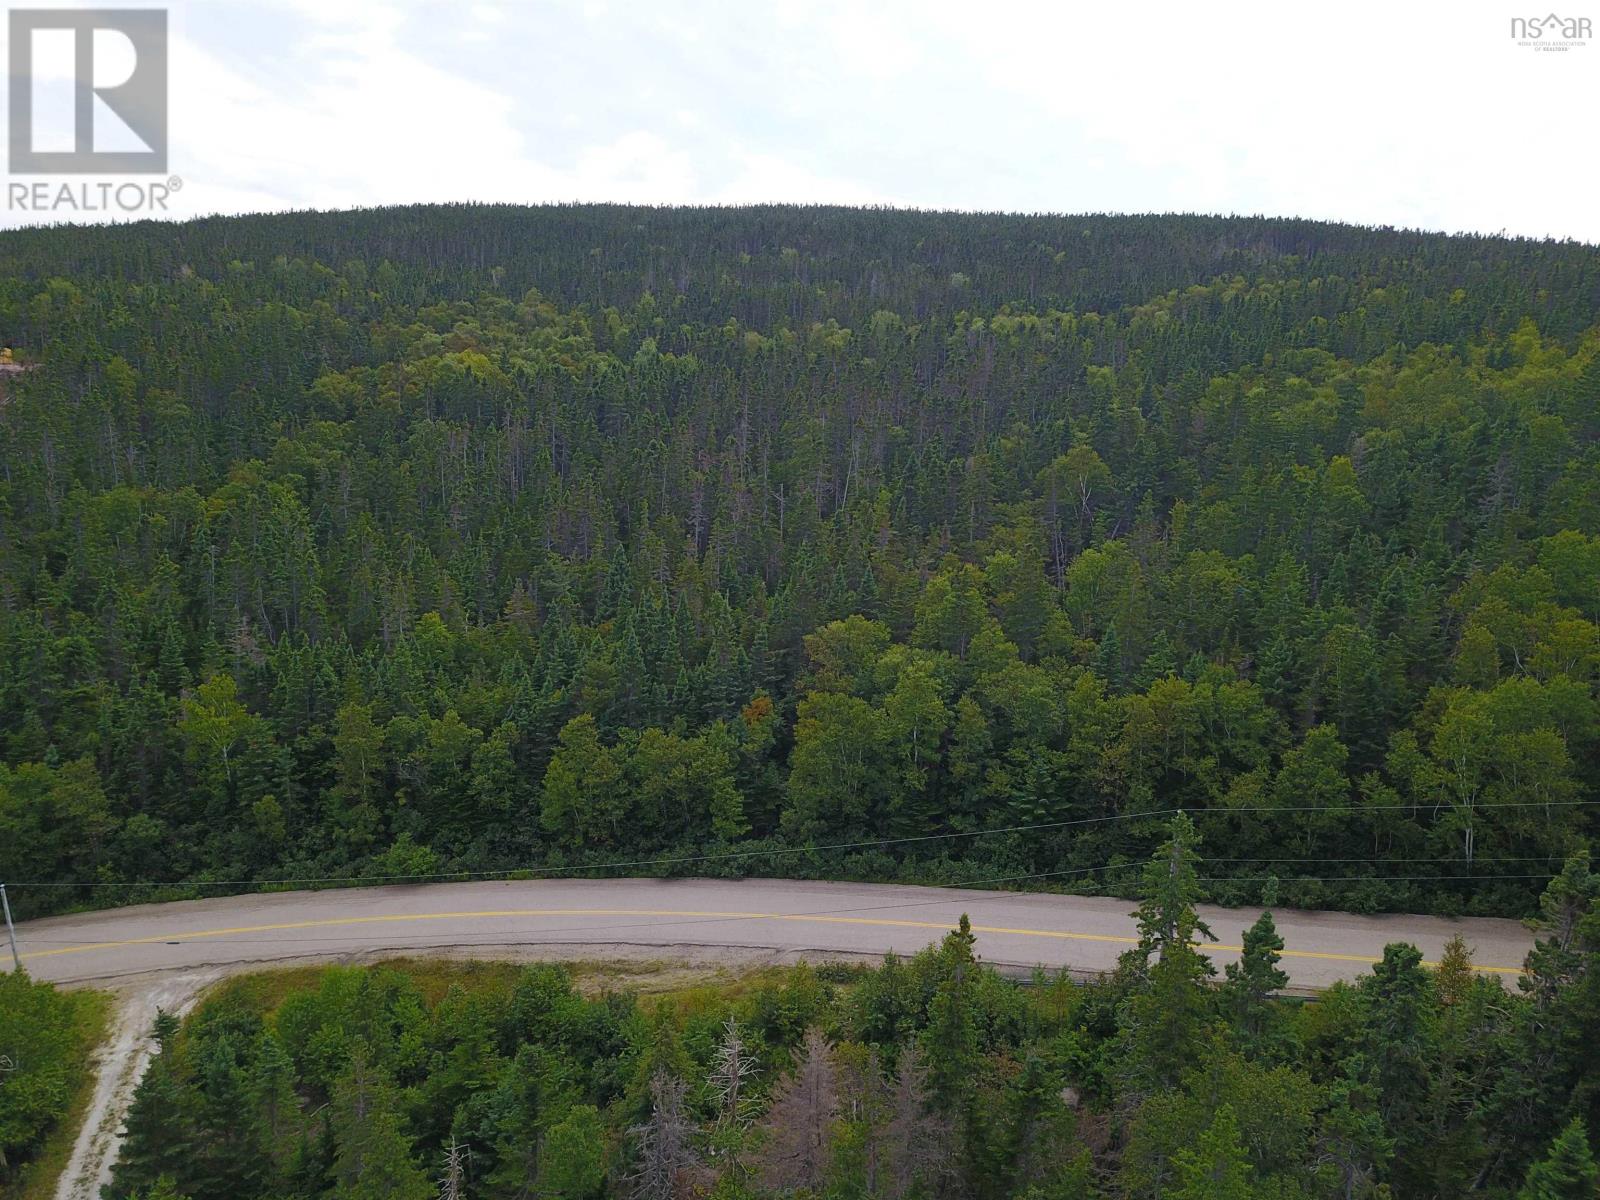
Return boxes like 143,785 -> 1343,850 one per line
5,808 -> 1181,889
1204,855 -> 1566,864
1199,873 -> 1561,882
7,798 -> 1592,891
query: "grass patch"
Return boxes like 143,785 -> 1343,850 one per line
193,955 -> 828,1026
1,987 -> 113,1200
204,957 -> 530,1016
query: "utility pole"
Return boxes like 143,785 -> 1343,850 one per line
1,884 -> 20,973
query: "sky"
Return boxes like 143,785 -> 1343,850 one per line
2,0 -> 1598,240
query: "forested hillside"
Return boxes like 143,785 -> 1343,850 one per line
2,205 -> 1598,917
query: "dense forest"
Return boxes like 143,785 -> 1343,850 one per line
80,826 -> 1600,1200
0,966 -> 106,1195
1,205 -> 1599,918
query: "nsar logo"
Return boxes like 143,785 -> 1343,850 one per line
1510,12 -> 1591,50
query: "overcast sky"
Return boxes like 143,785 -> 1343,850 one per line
3,0 -> 1598,240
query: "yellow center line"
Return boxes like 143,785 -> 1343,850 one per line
18,908 -> 1523,975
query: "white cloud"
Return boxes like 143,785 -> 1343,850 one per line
911,0 -> 1599,238
714,151 -> 901,207
571,132 -> 698,204
0,0 -> 1595,240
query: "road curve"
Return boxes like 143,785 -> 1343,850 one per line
13,877 -> 1536,991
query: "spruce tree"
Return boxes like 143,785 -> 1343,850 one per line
107,1051 -> 200,1198
1222,910 -> 1288,1054
1121,814 -> 1217,1091
922,915 -> 980,1117
536,1106 -> 605,1200
1519,1118 -> 1600,1200
1172,1105 -> 1253,1200
1092,622 -> 1124,690
328,1048 -> 431,1200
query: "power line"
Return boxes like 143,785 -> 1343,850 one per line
1203,856 -> 1566,864
5,808 -> 1181,889
7,798 -> 1592,891
1206,801 -> 1596,816
1199,873 -> 1560,883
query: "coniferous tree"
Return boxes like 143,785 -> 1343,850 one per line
1222,910 -> 1288,1055
628,1071 -> 696,1200
538,1107 -> 606,1200
1172,1105 -> 1253,1200
328,1049 -> 431,1200
107,1044 -> 199,1197
756,1029 -> 839,1194
922,916 -> 981,1118
1121,814 -> 1217,1091
1518,1118 -> 1600,1200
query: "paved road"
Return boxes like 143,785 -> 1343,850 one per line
12,878 -> 1537,991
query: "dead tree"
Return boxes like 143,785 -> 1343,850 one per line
629,1071 -> 697,1200
709,1016 -> 760,1132
756,1028 -> 838,1194
883,1045 -> 954,1200
438,1138 -> 469,1200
